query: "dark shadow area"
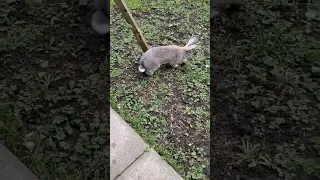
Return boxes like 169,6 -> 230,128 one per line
0,0 -> 109,179
211,0 -> 320,179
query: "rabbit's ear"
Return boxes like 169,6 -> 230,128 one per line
190,34 -> 198,39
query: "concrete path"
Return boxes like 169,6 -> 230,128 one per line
0,144 -> 38,180
0,108 -> 183,180
110,108 -> 184,180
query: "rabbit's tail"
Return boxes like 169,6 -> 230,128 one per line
183,36 -> 199,51
138,64 -> 146,72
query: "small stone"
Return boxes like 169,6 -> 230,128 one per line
40,61 -> 49,68
305,9 -> 316,19
24,142 -> 35,150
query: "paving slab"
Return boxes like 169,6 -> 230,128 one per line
110,108 -> 148,180
0,144 -> 38,180
115,148 -> 184,180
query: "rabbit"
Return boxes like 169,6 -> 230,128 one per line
138,36 -> 199,76
91,0 -> 110,34
91,0 -> 110,53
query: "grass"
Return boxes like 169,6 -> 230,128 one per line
211,0 -> 320,179
1,0 -> 109,179
110,0 -> 210,179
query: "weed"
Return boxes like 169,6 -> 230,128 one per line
235,140 -> 260,168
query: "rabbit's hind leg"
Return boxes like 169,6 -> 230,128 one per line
182,58 -> 188,63
177,59 -> 187,66
145,63 -> 160,76
145,70 -> 154,76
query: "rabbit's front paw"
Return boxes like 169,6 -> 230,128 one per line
170,63 -> 179,68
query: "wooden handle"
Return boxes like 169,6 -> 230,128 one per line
113,0 -> 149,52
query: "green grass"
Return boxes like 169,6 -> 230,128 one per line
110,0 -> 210,179
211,0 -> 320,179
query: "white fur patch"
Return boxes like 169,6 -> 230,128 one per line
138,65 -> 145,72
92,19 -> 110,34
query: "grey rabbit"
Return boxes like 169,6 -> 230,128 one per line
91,0 -> 110,34
138,36 -> 199,76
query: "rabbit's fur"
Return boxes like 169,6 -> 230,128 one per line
138,36 -> 199,76
91,0 -> 110,34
